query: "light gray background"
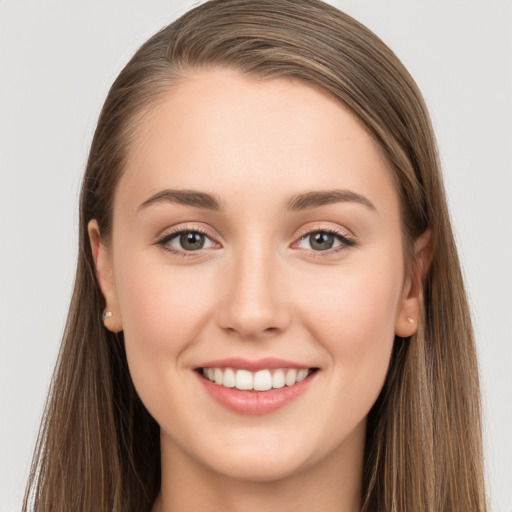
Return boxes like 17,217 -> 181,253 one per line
1,1 -> 511,511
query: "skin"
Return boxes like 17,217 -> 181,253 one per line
89,69 -> 429,512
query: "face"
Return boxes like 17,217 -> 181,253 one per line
91,69 -> 421,483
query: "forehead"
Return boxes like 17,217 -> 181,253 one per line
116,68 -> 398,218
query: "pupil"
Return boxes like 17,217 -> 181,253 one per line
310,232 -> 334,251
180,232 -> 205,251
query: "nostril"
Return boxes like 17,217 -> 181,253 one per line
226,325 -> 281,340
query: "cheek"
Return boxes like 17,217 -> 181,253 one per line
112,254 -> 220,427
303,260 -> 401,340
116,256 -> 213,351
112,253 -> 217,406
296,251 -> 403,392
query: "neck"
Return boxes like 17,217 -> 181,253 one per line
153,426 -> 365,512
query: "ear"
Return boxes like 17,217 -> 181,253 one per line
88,219 -> 123,332
395,229 -> 433,337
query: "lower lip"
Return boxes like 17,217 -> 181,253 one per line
196,371 -> 317,415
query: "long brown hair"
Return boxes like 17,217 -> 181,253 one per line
24,1 -> 487,511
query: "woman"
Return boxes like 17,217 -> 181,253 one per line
23,1 -> 488,511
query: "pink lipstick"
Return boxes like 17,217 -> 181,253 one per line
195,358 -> 318,415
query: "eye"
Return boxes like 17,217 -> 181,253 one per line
158,229 -> 216,253
295,230 -> 355,252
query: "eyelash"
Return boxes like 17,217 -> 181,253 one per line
156,225 -> 215,257
156,225 -> 357,258
293,226 -> 357,256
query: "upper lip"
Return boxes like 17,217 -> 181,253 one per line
196,357 -> 315,372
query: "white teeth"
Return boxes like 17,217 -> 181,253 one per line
223,367 -> 236,388
253,370 -> 272,391
201,367 -> 313,391
285,369 -> 297,386
235,369 -> 253,390
296,369 -> 308,382
272,369 -> 285,389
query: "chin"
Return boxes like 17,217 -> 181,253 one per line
207,455 -> 308,483
194,434 -> 318,483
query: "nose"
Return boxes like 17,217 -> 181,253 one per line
216,243 -> 292,340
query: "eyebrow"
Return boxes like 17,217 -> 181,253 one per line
285,189 -> 376,212
137,188 -> 376,213
138,189 -> 222,211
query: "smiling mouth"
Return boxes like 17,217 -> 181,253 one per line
198,367 -> 318,391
